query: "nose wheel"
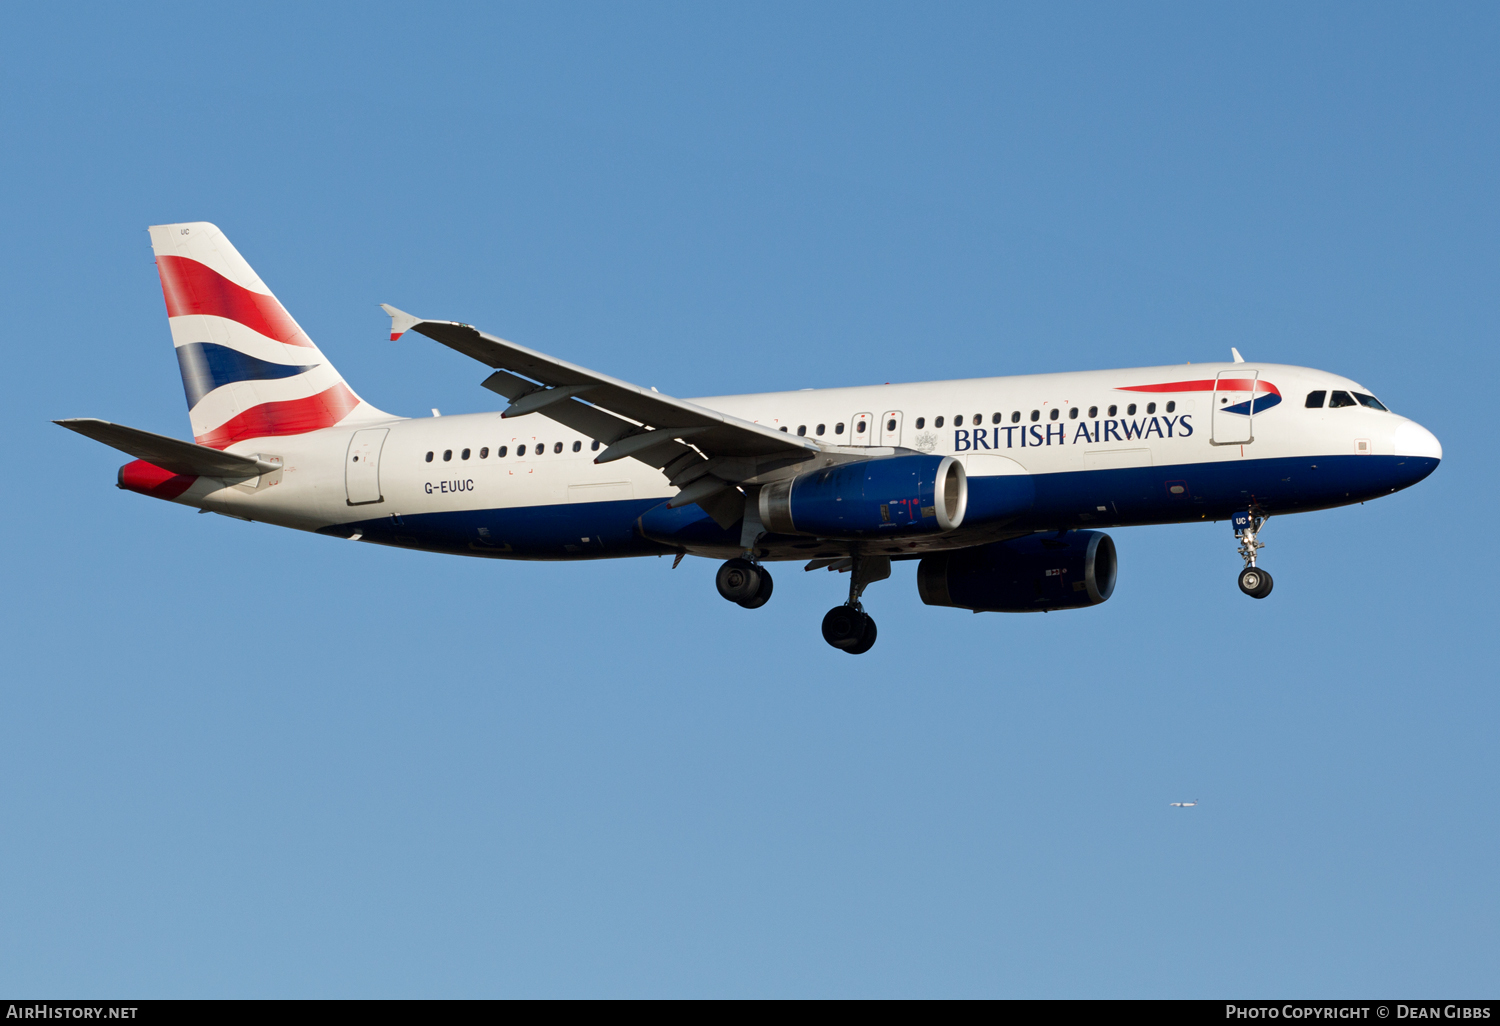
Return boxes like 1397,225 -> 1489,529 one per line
716,557 -> 774,609
1237,566 -> 1273,599
1233,510 -> 1273,600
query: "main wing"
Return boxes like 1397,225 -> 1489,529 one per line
383,306 -> 831,526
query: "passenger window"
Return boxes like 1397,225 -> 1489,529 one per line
1352,392 -> 1388,411
498,446 -> 508,458
443,449 -> 453,462
816,424 -> 826,435
1329,390 -> 1356,408
887,418 -> 897,431
1146,402 -> 1156,414
553,442 -> 563,453
425,451 -> 433,462
1068,407 -> 1079,420
915,418 -> 925,429
972,414 -> 981,426
780,426 -> 788,432
461,448 -> 471,460
991,412 -> 1001,424
591,440 -> 600,451
934,416 -> 944,428
1166,401 -> 1176,413
535,443 -> 545,455
1011,411 -> 1020,423
480,447 -> 489,458
835,423 -> 845,434
1127,404 -> 1137,416
855,421 -> 866,433
1048,408 -> 1059,421
954,414 -> 962,425
1030,410 -> 1039,422
1305,390 -> 1327,408
797,425 -> 807,436
573,440 -> 582,452
1088,406 -> 1098,418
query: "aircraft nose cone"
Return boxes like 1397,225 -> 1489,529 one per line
1393,420 -> 1442,461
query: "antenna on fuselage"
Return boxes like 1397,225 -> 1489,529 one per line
1230,347 -> 1246,363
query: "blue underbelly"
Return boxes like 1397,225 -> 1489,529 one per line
323,454 -> 1438,557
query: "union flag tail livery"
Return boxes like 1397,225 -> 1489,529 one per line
58,222 -> 1443,654
148,222 -> 388,448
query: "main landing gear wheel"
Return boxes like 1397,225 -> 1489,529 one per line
739,568 -> 774,609
716,557 -> 773,608
1238,566 -> 1274,599
822,606 -> 877,654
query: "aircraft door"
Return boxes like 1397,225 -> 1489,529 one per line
850,412 -> 873,445
1211,370 -> 1258,447
880,411 -> 903,447
345,428 -> 388,505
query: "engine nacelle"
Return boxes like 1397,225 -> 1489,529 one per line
917,531 -> 1117,612
759,454 -> 967,539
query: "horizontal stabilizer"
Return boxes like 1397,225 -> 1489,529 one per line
54,418 -> 277,479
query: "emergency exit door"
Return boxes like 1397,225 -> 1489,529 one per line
849,412 -> 873,445
345,429 -> 388,505
880,411 -> 903,447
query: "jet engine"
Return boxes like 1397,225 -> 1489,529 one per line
916,531 -> 1117,612
758,454 -> 967,539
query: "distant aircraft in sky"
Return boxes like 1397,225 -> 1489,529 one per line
57,222 -> 1442,654
1169,800 -> 1199,807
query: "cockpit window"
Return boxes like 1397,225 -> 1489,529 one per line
1305,390 -> 1326,408
1352,392 -> 1388,411
1329,390 -> 1356,408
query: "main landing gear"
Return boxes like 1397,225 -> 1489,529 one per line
1233,510 -> 1274,599
715,552 -> 889,654
716,557 -> 774,609
821,555 -> 890,655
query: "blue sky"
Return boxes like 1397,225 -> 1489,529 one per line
1,2 -> 1496,997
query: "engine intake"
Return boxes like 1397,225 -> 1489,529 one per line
917,531 -> 1117,612
759,454 -> 967,539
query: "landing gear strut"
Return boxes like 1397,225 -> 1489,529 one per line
821,555 -> 890,654
1233,510 -> 1273,599
716,557 -> 773,609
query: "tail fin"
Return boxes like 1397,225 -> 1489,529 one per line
148,222 -> 389,449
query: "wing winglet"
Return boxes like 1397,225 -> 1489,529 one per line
380,304 -> 425,342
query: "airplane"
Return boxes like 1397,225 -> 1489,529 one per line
1169,801 -> 1199,807
57,222 -> 1443,654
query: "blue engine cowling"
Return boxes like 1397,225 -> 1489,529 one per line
916,531 -> 1117,612
758,454 -> 967,539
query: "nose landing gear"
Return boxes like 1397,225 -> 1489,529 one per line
1233,510 -> 1273,599
716,557 -> 774,609
821,554 -> 890,654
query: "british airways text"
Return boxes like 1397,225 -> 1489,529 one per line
954,415 -> 1194,450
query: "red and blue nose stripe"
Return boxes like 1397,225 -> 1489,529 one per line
1117,377 -> 1282,416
